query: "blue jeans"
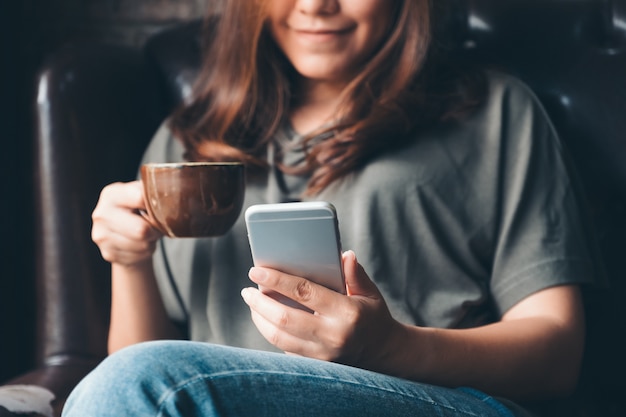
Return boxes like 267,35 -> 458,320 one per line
62,340 -> 531,417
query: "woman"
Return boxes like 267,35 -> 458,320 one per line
63,0 -> 599,416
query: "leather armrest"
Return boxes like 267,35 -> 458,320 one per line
3,357 -> 101,417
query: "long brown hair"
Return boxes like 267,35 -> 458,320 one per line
170,0 -> 486,194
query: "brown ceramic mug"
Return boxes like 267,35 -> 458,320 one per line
140,162 -> 245,238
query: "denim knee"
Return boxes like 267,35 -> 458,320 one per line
63,340 -> 189,416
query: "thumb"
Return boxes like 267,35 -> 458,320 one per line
342,250 -> 380,298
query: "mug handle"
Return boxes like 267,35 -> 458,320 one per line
137,208 -> 167,236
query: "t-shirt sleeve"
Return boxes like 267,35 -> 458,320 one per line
487,75 -> 603,315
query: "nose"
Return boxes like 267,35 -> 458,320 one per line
295,0 -> 340,15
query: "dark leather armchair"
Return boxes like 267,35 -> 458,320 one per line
1,21 -> 203,416
2,1 -> 625,416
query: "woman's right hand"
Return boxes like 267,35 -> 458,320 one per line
92,181 -> 162,267
95,181 -> 182,352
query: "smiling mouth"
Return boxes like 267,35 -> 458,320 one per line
296,27 -> 353,35
292,27 -> 354,43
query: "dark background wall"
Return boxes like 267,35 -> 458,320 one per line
0,0 -> 205,384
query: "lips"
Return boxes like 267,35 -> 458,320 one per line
293,26 -> 354,35
290,26 -> 355,45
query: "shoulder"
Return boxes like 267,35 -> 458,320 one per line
458,70 -> 559,153
482,70 -> 548,119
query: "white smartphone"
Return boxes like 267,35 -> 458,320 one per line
245,201 -> 346,298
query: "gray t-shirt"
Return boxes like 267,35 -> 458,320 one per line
142,72 -> 600,352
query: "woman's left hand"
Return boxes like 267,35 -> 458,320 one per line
241,250 -> 405,369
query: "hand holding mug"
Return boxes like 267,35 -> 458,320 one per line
92,181 -> 162,266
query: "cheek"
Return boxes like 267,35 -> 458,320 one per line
266,6 -> 289,45
353,2 -> 395,47
352,23 -> 388,62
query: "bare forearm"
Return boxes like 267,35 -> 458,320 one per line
378,287 -> 584,402
108,261 -> 182,353
387,318 -> 581,401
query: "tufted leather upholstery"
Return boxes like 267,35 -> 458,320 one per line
1,1 -> 624,416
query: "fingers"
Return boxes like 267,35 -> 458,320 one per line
242,287 -> 315,347
241,287 -> 341,361
342,250 -> 381,298
242,265 -> 359,359
245,251 -> 376,310
92,181 -> 161,265
93,231 -> 158,265
247,267 -> 342,314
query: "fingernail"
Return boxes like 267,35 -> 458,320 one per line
240,287 -> 252,302
248,267 -> 268,282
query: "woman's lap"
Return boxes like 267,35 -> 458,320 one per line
62,340 -> 525,417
